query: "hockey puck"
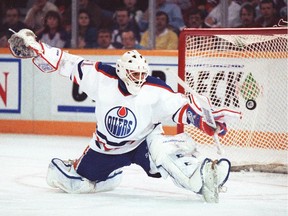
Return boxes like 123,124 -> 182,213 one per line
246,99 -> 256,110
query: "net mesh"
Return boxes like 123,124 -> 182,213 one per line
179,28 -> 288,172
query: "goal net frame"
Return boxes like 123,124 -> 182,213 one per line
177,27 -> 288,173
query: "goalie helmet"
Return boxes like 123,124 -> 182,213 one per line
116,50 -> 150,95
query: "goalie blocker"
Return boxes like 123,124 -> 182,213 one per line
8,29 -> 233,203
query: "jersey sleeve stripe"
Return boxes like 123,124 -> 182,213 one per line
177,104 -> 189,124
77,60 -> 84,80
95,62 -> 118,79
144,82 -> 174,93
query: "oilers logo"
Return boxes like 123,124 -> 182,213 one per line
105,106 -> 137,138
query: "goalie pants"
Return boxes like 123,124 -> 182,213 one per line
75,141 -> 161,183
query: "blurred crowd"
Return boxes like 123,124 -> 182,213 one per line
0,0 -> 287,49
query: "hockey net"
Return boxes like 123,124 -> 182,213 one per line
178,27 -> 288,173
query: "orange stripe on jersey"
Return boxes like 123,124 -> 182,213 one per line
178,104 -> 189,124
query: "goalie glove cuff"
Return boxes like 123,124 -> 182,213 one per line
200,119 -> 227,137
32,42 -> 63,73
216,122 -> 227,136
185,106 -> 227,137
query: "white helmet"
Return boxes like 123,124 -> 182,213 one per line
116,50 -> 150,95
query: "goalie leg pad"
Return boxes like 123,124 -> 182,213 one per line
147,133 -> 204,192
47,158 -> 123,193
94,169 -> 123,193
147,132 -> 231,202
46,158 -> 97,193
200,158 -> 231,203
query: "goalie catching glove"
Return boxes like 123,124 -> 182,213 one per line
8,28 -> 83,74
8,29 -> 43,58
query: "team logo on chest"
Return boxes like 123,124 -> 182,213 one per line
105,106 -> 137,138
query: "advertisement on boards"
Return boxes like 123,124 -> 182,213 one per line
0,58 -> 21,113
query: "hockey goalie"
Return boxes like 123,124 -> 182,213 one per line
8,29 -> 241,202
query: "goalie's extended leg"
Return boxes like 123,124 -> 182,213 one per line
46,158 -> 122,193
147,132 -> 231,202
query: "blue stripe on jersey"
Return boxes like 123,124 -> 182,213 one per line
118,79 -> 130,96
78,60 -> 84,80
96,130 -> 135,147
96,62 -> 118,78
145,76 -> 175,93
95,62 -> 130,95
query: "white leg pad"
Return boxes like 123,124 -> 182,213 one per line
94,169 -> 123,193
147,133 -> 231,202
200,158 -> 231,203
46,158 -> 123,193
47,158 -> 96,193
147,133 -> 203,192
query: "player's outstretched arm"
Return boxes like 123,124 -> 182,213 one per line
8,28 -> 84,77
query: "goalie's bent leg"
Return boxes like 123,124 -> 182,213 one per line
147,132 -> 231,202
46,158 -> 122,193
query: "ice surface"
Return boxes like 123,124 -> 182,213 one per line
0,134 -> 287,216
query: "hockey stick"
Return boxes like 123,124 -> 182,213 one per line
173,73 -> 224,155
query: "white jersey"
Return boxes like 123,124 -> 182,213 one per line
63,59 -> 191,155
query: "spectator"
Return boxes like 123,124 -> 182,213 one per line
54,0 -> 72,33
94,0 -> 123,13
111,7 -> 141,48
166,0 -> 192,24
77,9 -> 97,48
0,31 -> 8,47
1,7 -> 28,39
255,0 -> 281,27
204,0 -> 242,27
139,0 -> 185,33
185,8 -> 207,28
166,0 -> 192,10
237,3 -> 259,27
121,30 -> 144,49
24,0 -> 59,35
156,0 -> 185,32
0,1 -> 5,25
140,11 -> 178,50
96,28 -> 116,49
38,10 -> 68,48
245,0 -> 261,18
54,0 -> 70,14
79,0 -> 113,29
279,6 -> 287,23
123,0 -> 143,26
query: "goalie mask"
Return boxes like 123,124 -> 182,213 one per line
116,50 -> 150,95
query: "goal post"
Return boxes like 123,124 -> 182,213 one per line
177,27 -> 288,173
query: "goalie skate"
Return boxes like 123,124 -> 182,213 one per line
200,158 -> 231,203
